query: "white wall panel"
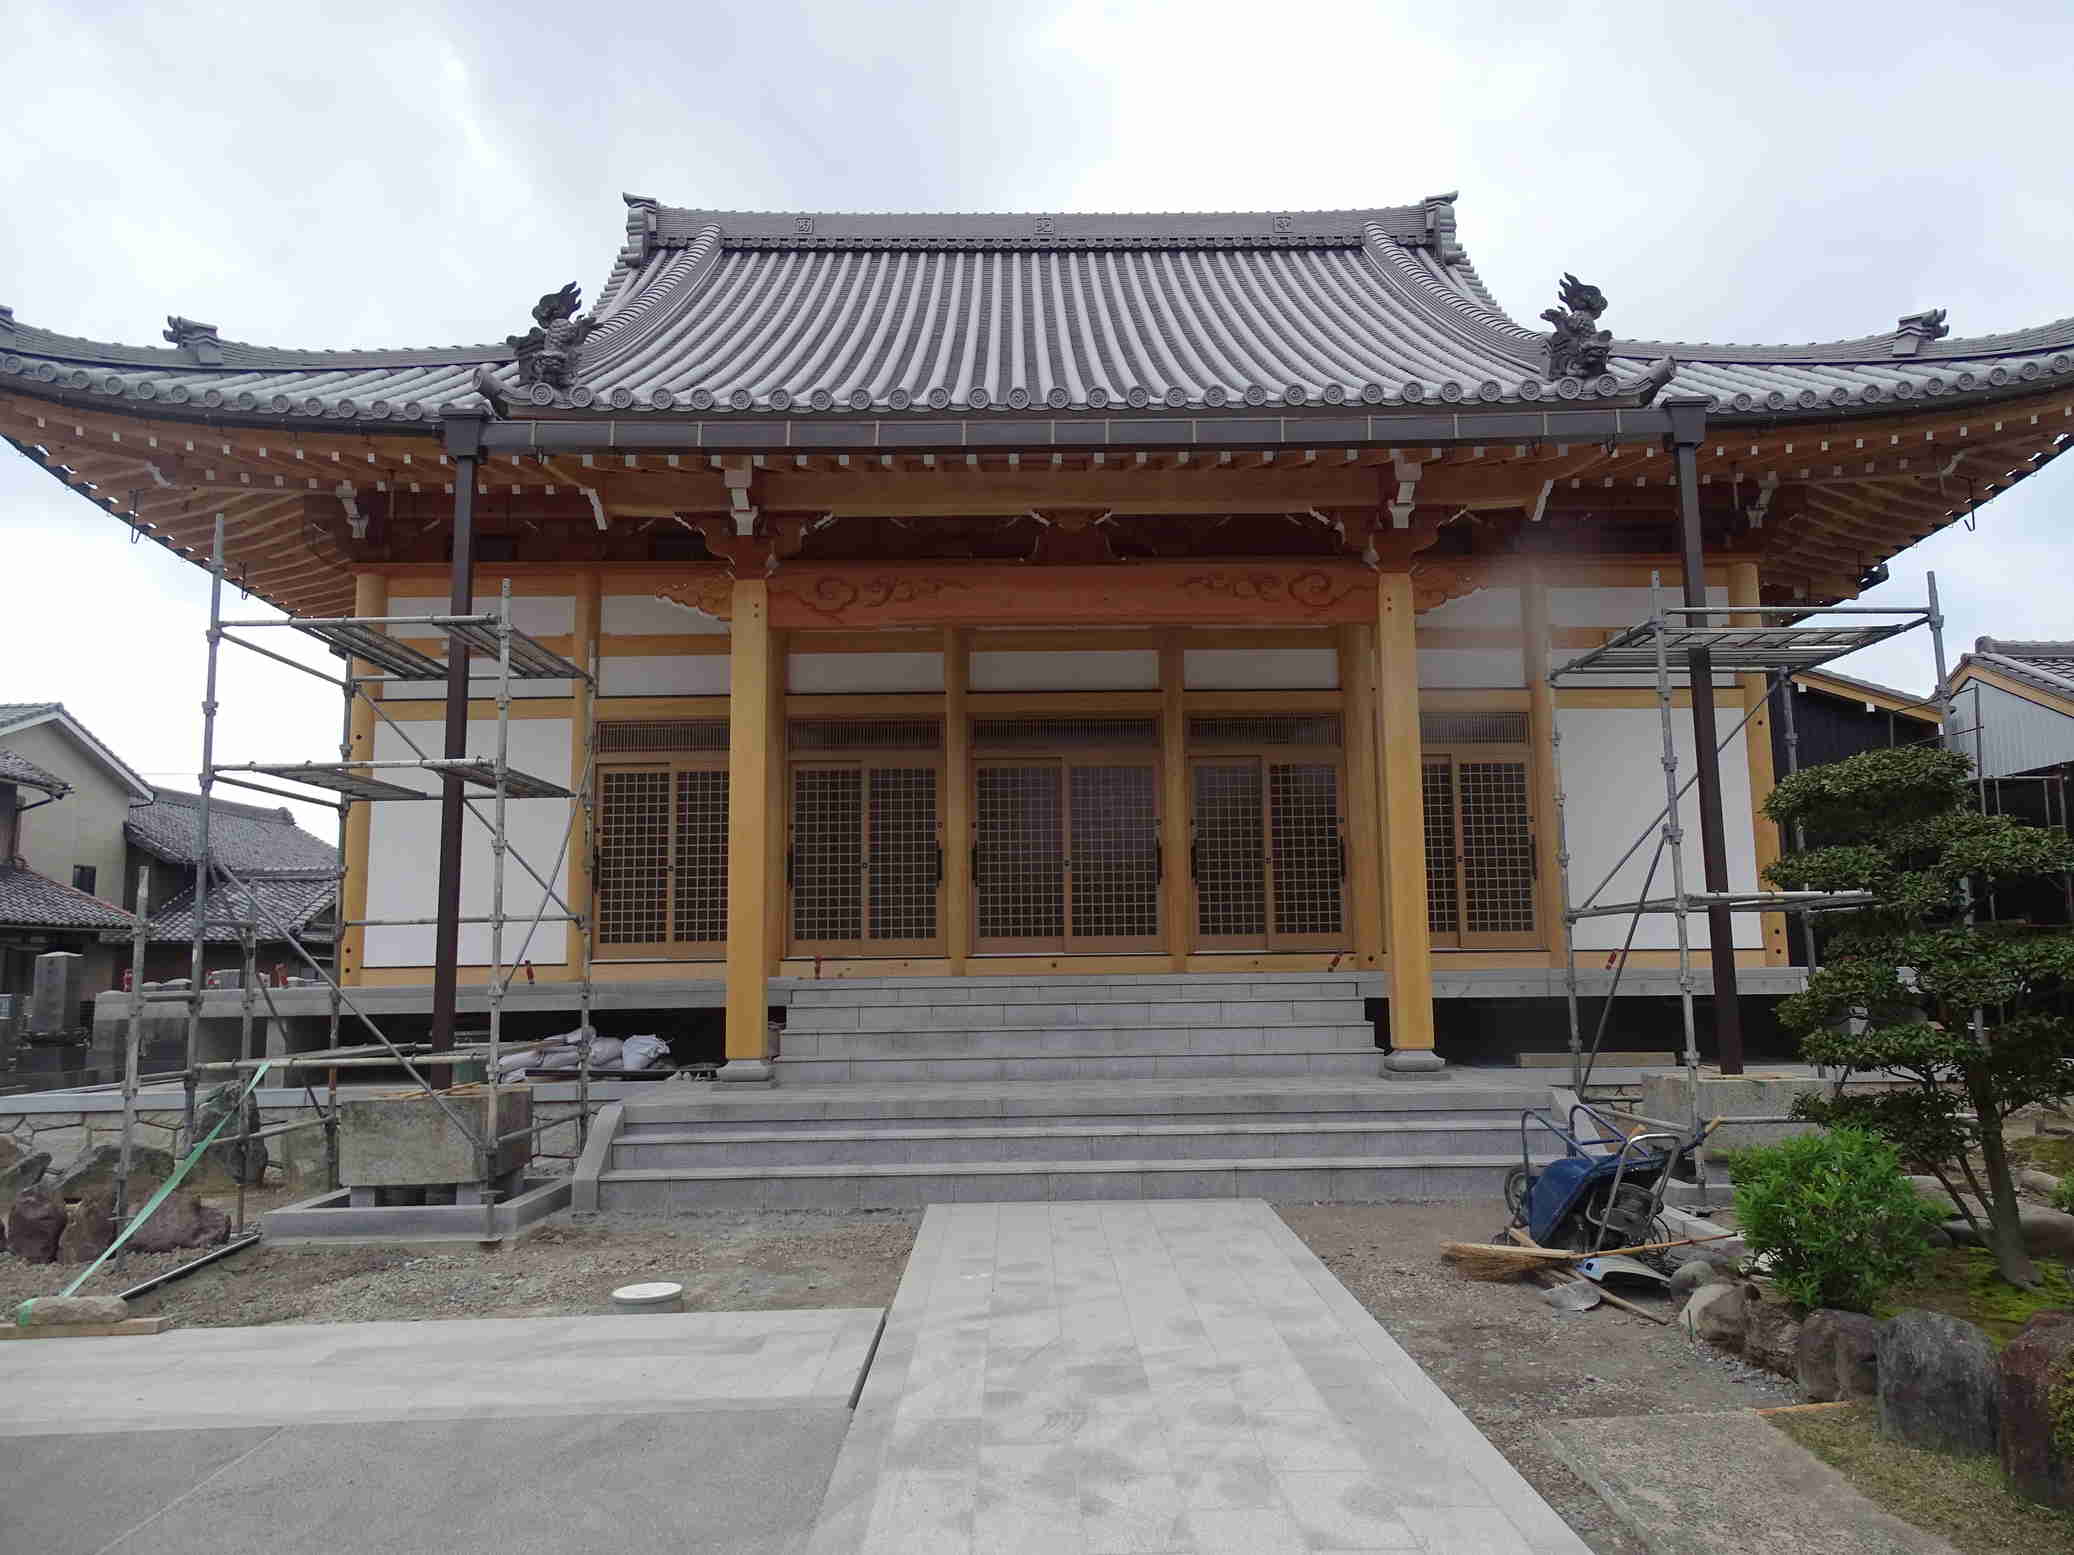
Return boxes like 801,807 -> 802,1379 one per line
788,652 -> 945,693
1418,586 -> 1520,629
364,717 -> 574,967
1555,705 -> 1761,952
1183,648 -> 1339,690
604,593 -> 728,634
972,650 -> 1159,691
391,592 -> 574,635
1550,585 -> 1728,628
1416,650 -> 1524,688
598,655 -> 729,696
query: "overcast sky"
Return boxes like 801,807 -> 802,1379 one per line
4,0 -> 2068,838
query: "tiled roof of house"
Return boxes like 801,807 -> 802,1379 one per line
1961,638 -> 2074,703
3,195 -> 2072,425
0,746 -> 69,794
128,872 -> 336,946
126,788 -> 338,873
0,864 -> 136,929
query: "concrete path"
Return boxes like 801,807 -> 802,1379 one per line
0,1309 -> 884,1555
1544,1410 -> 1960,1555
808,1200 -> 1590,1554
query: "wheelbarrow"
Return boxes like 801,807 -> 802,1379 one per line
1503,1102 -> 1710,1255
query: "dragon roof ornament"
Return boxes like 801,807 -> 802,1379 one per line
1541,274 -> 1611,381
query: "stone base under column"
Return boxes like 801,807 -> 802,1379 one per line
716,1058 -> 776,1085
1381,1049 -> 1449,1080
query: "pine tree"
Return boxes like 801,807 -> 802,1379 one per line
1763,743 -> 2074,1288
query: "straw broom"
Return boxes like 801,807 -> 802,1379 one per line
1441,1230 -> 1736,1281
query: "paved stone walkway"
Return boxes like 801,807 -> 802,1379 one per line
808,1200 -> 1589,1554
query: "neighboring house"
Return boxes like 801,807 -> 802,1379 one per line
116,789 -> 339,981
1942,638 -> 2074,781
0,703 -> 145,1008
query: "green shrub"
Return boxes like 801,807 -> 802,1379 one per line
2054,1175 -> 2074,1215
1731,1127 -> 1941,1314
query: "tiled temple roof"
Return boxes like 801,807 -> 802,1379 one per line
3,196 -> 2071,427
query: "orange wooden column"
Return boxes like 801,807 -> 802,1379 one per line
1522,567 -> 1565,958
1160,632 -> 1191,970
722,578 -> 775,1077
338,570 -> 385,987
1338,623 -> 1385,970
943,626 -> 973,972
1376,571 -> 1441,1072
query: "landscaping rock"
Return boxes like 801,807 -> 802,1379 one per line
2018,1168 -> 2063,1198
1922,1223 -> 1953,1248
1878,1308 -> 1999,1455
56,1189 -> 116,1265
127,1190 -> 230,1254
2020,1207 -> 2074,1258
1999,1311 -> 2074,1511
1797,1308 -> 1883,1402
6,1187 -> 67,1263
0,1150 -> 51,1215
1679,1281 -> 1748,1351
194,1083 -> 269,1188
1940,1216 -> 1980,1247
1668,1258 -> 1716,1296
52,1142 -> 176,1202
17,1294 -> 127,1326
1906,1174 -> 1980,1219
1742,1297 -> 1802,1377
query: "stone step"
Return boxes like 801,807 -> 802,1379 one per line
773,1049 -> 1384,1084
785,998 -> 1368,1034
781,973 -> 1369,1007
617,1079 -> 1547,1130
594,1153 -> 1518,1210
779,1024 -> 1376,1059
612,1118 -> 1519,1168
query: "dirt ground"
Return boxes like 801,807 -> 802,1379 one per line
1280,1202 -> 1795,1555
0,1208 -> 920,1326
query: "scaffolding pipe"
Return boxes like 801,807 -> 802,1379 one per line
113,869 -> 149,1265
484,581 -> 514,1238
1651,576 -> 1704,1146
183,516 -> 227,1157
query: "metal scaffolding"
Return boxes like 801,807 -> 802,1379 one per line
1546,571 -> 1949,1126
112,513 -> 602,1248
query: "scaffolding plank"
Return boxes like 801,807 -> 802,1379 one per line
422,759 -> 574,798
440,620 -> 589,680
288,621 -> 449,679
1568,890 -> 1876,920
235,763 -> 429,801
1551,619 -> 1919,678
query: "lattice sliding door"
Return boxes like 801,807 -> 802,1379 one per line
1065,763 -> 1162,951
1268,762 -> 1344,946
1189,747 -> 1346,951
1422,752 -> 1537,948
788,764 -> 943,955
975,763 -> 1066,951
596,763 -> 730,956
1192,761 -> 1267,949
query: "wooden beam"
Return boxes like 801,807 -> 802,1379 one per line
1730,562 -> 1789,966
1376,571 -> 1437,1065
723,579 -> 773,1071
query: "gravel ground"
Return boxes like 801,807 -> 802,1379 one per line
1279,1202 -> 1795,1555
0,1208 -> 919,1326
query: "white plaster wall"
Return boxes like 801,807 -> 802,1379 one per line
599,655 -> 730,696
1555,704 -> 1761,951
363,717 -> 574,967
1416,651 -> 1524,689
1183,648 -> 1339,690
1418,586 -> 1519,629
972,650 -> 1160,691
789,653 -> 945,693
604,593 -> 728,634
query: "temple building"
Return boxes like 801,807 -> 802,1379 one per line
6,194 -> 2070,1081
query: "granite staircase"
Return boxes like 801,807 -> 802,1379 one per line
590,973 -> 1544,1210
